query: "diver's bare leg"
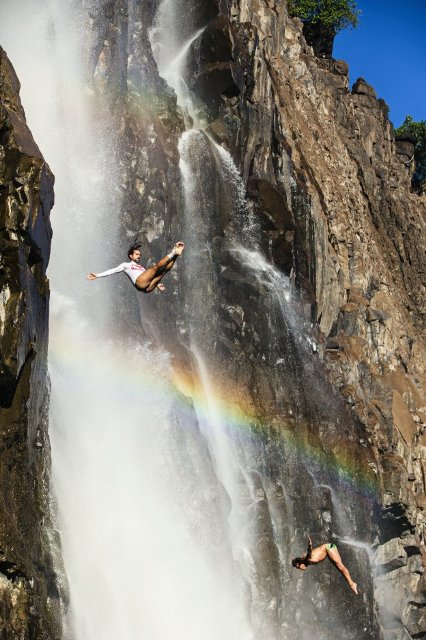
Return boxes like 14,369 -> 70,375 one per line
135,255 -> 172,288
146,273 -> 166,292
328,547 -> 358,594
145,256 -> 179,292
135,243 -> 184,290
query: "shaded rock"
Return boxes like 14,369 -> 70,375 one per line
192,61 -> 244,117
0,47 -> 63,637
83,2 -> 426,639
395,138 -> 415,161
199,16 -> 236,64
302,21 -> 335,58
332,59 -> 349,76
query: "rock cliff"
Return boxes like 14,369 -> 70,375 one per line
1,0 -> 425,638
192,4 -> 426,635
0,48 -> 62,638
198,6 -> 426,637
81,0 -> 426,637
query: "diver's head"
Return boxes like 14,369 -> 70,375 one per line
128,243 -> 142,262
292,557 -> 307,571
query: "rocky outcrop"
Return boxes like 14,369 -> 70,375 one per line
82,3 -> 374,638
0,48 -> 63,638
183,2 -> 425,637
1,2 -> 420,639
28,0 -> 424,638
87,0 -> 426,636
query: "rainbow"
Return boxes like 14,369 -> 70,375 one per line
49,319 -> 379,503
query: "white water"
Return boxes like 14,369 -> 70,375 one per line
0,2 -> 253,638
151,6 -> 291,634
177,129 -> 260,630
149,4 -> 205,124
1,0 -> 377,637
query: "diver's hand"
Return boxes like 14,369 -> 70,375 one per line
86,273 -> 97,280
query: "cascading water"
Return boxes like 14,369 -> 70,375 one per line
149,3 -> 205,125
1,0 -> 379,637
150,3 -> 378,639
0,2 -> 256,639
150,8 -> 291,637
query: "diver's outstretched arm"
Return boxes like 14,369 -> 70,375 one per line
87,264 -> 126,280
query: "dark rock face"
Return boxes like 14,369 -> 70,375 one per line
181,3 -> 425,637
80,0 -> 425,637
84,0 -> 185,340
352,76 -> 377,97
302,21 -> 335,58
4,0 -> 423,637
0,48 -> 63,638
82,3 -> 375,638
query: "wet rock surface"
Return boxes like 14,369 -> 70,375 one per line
83,3 -> 375,638
183,2 -> 425,637
83,0 -> 185,337
81,0 -> 425,638
0,48 -> 63,638
2,0 -> 425,637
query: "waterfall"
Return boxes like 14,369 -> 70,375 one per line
149,4 -> 377,640
1,0 -> 378,637
0,2 -> 252,639
149,6 -> 205,125
151,9 -> 288,637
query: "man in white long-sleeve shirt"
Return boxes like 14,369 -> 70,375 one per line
86,241 -> 184,293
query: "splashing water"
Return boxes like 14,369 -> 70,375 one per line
150,4 -> 379,638
149,4 -> 205,124
176,100 -> 285,640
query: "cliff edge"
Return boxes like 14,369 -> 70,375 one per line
0,47 -> 62,638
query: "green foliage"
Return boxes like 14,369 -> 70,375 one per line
395,116 -> 426,194
288,0 -> 360,34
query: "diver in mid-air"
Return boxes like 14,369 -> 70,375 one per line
292,536 -> 358,593
87,242 -> 185,293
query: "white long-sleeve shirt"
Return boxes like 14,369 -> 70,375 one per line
96,261 -> 146,285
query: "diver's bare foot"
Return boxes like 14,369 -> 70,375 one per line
173,241 -> 185,256
157,283 -> 166,293
350,582 -> 358,594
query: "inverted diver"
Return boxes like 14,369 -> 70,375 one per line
86,242 -> 185,293
292,536 -> 358,594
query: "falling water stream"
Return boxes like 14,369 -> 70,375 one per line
0,0 -> 377,638
0,1 -> 253,638
149,4 -> 378,639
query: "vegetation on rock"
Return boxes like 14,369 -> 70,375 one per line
287,0 -> 360,33
395,115 -> 426,194
288,0 -> 360,57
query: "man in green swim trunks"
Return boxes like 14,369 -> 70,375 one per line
292,537 -> 358,593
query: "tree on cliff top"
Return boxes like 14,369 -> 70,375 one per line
395,116 -> 426,194
288,0 -> 360,57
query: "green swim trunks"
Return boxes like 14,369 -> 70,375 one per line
326,543 -> 336,550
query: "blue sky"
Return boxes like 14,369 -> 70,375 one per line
334,0 -> 426,128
